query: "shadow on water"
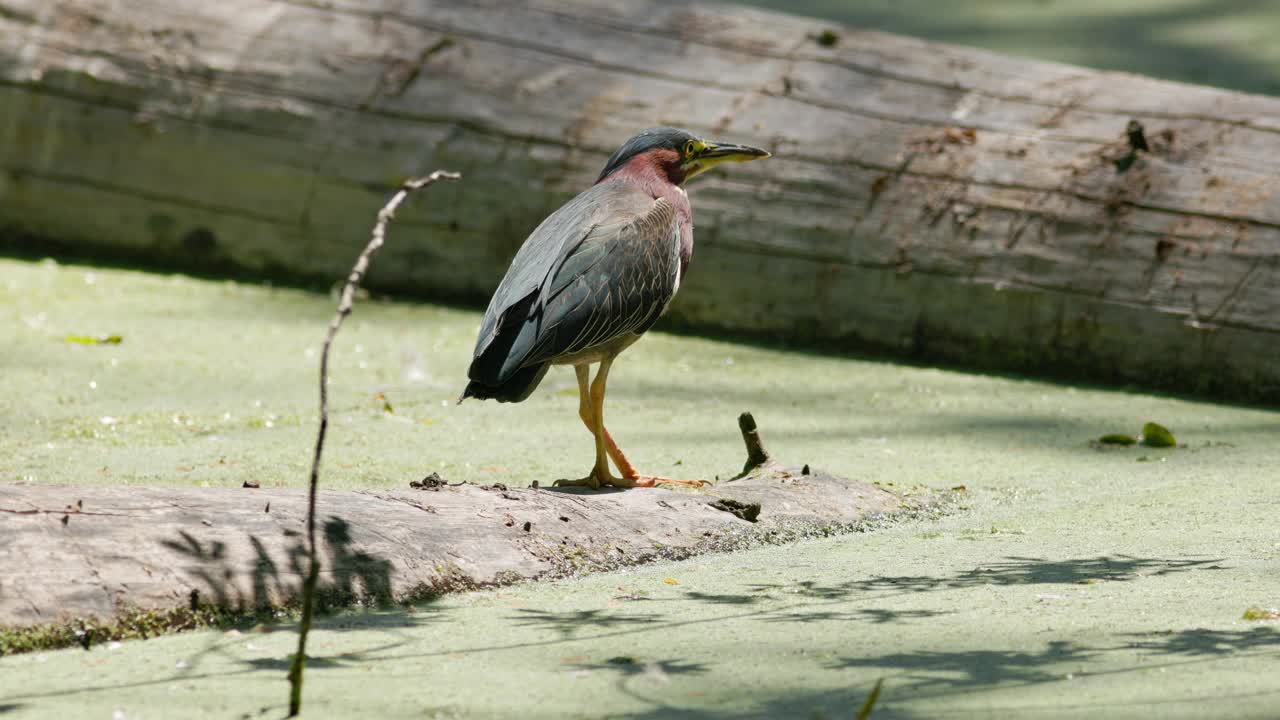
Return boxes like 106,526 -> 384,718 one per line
831,640 -> 1095,690
571,656 -> 710,679
569,656 -> 721,718
479,555 -> 1229,648
680,590 -> 762,606
1121,626 -> 1280,657
605,683 -> 921,720
5,550 -> 1264,715
489,555 -> 1224,646
608,627 -> 1280,719
760,608 -> 949,625
823,626 -> 1280,700
509,608 -> 665,638
277,555 -> 1232,666
742,554 -> 1227,600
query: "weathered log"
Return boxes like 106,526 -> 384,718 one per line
2,0 -> 1279,401
0,466 -> 907,630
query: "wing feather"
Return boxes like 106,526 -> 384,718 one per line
517,198 -> 678,370
467,181 -> 681,390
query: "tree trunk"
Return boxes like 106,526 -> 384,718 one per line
2,0 -> 1278,401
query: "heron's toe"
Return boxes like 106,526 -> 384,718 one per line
621,472 -> 710,488
553,471 -> 605,490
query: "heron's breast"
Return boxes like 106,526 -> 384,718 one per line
667,185 -> 694,277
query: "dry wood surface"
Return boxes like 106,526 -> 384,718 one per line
0,462 -> 906,628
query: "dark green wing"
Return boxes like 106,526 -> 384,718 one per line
521,196 -> 679,367
464,182 -> 679,400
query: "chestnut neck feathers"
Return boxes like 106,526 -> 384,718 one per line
599,148 -> 694,275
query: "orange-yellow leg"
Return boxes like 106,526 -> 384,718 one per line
554,359 -> 620,489
557,362 -> 707,489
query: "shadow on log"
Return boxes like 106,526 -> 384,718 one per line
0,415 -> 926,632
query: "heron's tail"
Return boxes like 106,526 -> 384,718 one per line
459,363 -> 549,404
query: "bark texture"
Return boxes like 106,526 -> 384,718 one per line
0,468 -> 905,629
2,0 -> 1279,400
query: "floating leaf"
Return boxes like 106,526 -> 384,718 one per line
375,392 -> 394,413
1098,434 -> 1137,446
65,334 -> 122,345
1140,422 -> 1176,448
1243,606 -> 1280,621
663,578 -> 679,585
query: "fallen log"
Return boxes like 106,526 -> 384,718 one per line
0,416 -> 915,631
2,0 -> 1279,403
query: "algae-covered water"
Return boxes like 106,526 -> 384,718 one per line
4,257 -> 1274,493
2,257 -> 1278,718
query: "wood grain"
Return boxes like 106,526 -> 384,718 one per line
0,466 -> 906,628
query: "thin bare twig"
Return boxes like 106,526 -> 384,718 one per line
856,677 -> 884,719
288,170 -> 460,717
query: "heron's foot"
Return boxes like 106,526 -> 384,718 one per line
552,466 -> 614,490
607,447 -> 709,488
619,471 -> 710,488
552,467 -> 708,490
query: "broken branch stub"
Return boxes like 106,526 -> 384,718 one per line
738,412 -> 772,474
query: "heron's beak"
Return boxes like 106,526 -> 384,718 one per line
684,141 -> 771,180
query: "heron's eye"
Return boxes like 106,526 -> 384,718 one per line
683,140 -> 698,157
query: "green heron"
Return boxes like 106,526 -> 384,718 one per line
461,127 -> 770,489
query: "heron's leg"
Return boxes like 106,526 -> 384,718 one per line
612,454 -> 709,487
599,431 -> 707,487
574,363 -> 595,432
573,364 -> 633,476
554,360 -> 618,489
577,360 -> 708,489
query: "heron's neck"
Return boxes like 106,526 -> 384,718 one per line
604,155 -> 691,219
602,154 -> 695,276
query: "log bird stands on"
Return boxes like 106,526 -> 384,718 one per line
461,127 -> 771,489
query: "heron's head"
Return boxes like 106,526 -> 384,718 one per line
596,127 -> 770,186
